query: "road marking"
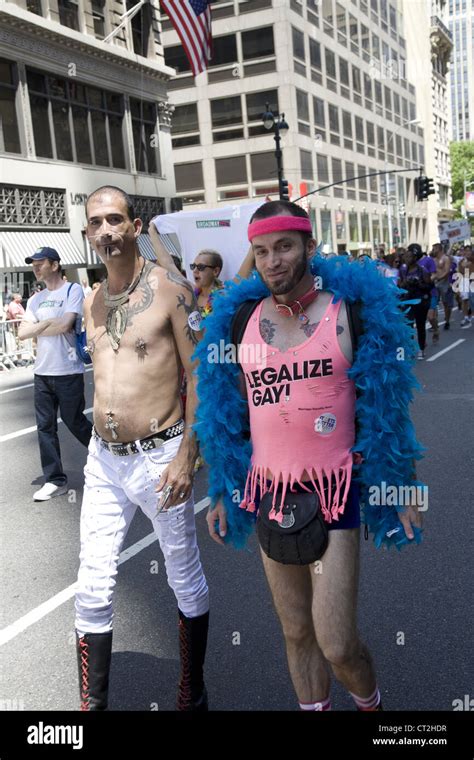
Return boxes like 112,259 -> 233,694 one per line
426,339 -> 465,362
0,367 -> 93,395
0,408 -> 94,442
0,496 -> 210,647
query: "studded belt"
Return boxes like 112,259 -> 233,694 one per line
93,419 -> 185,456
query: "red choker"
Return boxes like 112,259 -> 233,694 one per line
272,285 -> 319,325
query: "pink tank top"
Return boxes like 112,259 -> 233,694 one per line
239,296 -> 356,524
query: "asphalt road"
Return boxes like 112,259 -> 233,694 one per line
0,311 -> 472,713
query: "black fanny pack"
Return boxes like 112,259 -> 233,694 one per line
256,490 -> 329,565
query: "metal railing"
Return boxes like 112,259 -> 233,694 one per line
0,320 -> 36,370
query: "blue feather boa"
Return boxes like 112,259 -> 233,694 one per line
193,255 -> 424,550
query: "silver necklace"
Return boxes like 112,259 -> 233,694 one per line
103,259 -> 146,350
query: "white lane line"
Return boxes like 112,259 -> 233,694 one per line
0,496 -> 210,647
426,339 -> 466,362
0,407 -> 93,442
0,367 -> 93,395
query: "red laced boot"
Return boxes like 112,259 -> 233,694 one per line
76,632 -> 112,711
176,609 -> 209,712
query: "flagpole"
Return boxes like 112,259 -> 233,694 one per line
102,0 -> 146,44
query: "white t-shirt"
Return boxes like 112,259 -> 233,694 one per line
25,282 -> 84,376
154,202 -> 263,280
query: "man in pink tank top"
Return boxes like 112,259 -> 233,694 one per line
206,201 -> 422,712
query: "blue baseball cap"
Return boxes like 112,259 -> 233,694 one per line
25,247 -> 61,264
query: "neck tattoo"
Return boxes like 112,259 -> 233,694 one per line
103,259 -> 146,350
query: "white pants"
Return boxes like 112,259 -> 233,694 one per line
75,433 -> 209,634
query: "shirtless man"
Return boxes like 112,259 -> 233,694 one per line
75,186 -> 209,711
432,242 -> 453,331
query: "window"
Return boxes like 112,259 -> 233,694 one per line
171,103 -> 200,147
363,72 -> 372,107
331,158 -> 344,198
215,156 -> 247,186
247,90 -> 278,136
336,2 -> 347,45
242,27 -> 274,60
130,98 -> 158,173
342,111 -> 353,149
355,116 -> 364,153
296,89 -> 310,135
251,152 -> 276,182
358,165 -> 368,200
58,0 -> 79,31
352,65 -> 361,104
339,58 -> 350,98
317,154 -> 330,191
165,45 -> 191,74
313,96 -> 326,140
127,0 -> 152,56
211,96 -> 243,142
386,129 -> 394,161
309,38 -> 321,70
26,0 -> 43,14
320,209 -> 333,248
91,0 -> 105,39
377,125 -> 384,159
325,49 -> 336,79
384,85 -> 392,119
292,27 -> 305,61
360,24 -> 370,62
300,149 -> 313,180
0,59 -> 21,154
27,70 -> 126,168
210,34 -> 238,66
366,122 -> 375,157
346,161 -> 356,200
349,14 -> 359,53
175,162 -> 204,192
328,104 -> 339,145
374,80 -> 383,116
393,92 -> 400,124
372,33 -> 380,61
322,0 -> 334,35
326,49 -> 337,92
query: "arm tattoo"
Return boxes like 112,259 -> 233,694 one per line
260,318 -> 277,344
176,293 -> 199,346
166,269 -> 195,297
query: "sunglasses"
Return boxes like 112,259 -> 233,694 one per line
190,263 -> 215,271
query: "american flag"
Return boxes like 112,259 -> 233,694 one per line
161,0 -> 212,77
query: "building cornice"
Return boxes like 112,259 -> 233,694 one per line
0,3 -> 176,83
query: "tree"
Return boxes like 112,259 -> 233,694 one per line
449,141 -> 474,215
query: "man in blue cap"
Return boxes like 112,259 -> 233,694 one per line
19,247 -> 92,500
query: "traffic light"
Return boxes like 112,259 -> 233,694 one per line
279,178 -> 290,201
414,175 -> 436,201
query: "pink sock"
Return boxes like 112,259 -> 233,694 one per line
350,686 -> 381,711
299,696 -> 332,711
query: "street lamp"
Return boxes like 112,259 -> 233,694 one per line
262,102 -> 290,200
384,118 -> 421,251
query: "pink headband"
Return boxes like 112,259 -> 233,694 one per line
248,216 -> 312,241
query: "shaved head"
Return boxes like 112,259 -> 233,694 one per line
86,186 -> 135,222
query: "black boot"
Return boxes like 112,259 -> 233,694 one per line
76,632 -> 112,711
177,609 -> 209,711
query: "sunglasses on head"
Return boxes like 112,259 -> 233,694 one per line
190,263 -> 215,271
